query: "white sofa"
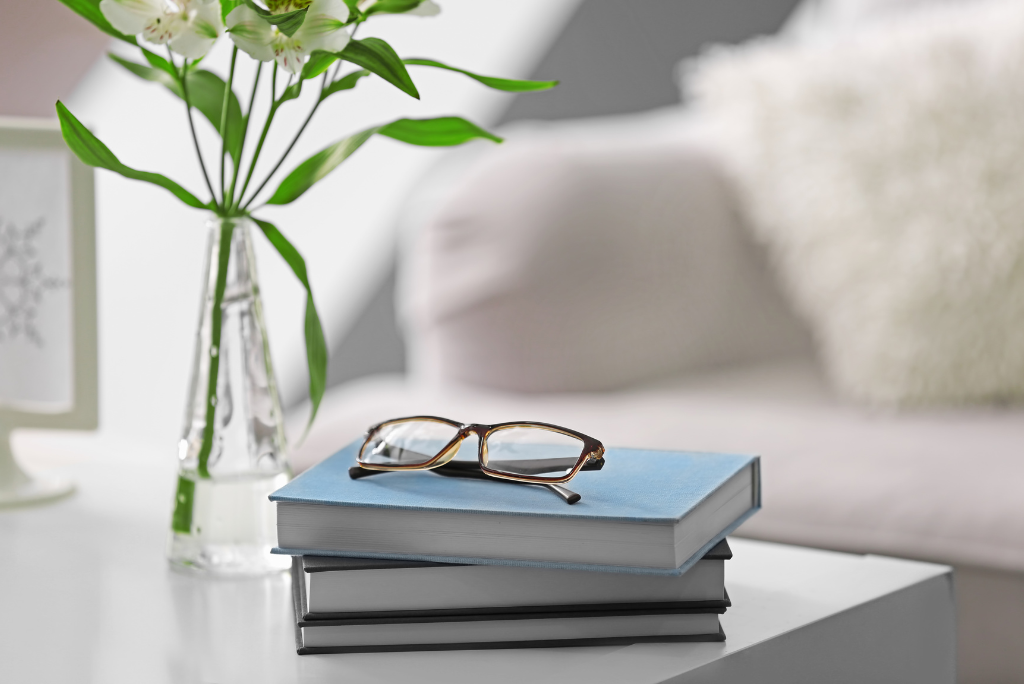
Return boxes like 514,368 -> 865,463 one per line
291,108 -> 1024,683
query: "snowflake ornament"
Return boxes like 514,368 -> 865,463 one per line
0,218 -> 65,346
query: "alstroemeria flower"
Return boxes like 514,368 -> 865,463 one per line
227,0 -> 350,75
100,0 -> 223,59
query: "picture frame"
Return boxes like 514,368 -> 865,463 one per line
0,116 -> 98,506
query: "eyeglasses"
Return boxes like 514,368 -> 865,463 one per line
348,416 -> 606,504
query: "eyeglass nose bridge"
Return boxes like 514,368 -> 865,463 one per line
460,424 -> 491,437
429,424 -> 489,469
438,424 -> 491,466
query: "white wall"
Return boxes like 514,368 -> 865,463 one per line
66,0 -> 580,450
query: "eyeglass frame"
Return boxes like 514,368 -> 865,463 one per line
356,415 -> 606,485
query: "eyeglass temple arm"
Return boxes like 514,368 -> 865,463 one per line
349,461 -> 599,477
432,461 -> 583,504
480,456 -> 603,477
349,466 -> 382,480
347,464 -> 582,505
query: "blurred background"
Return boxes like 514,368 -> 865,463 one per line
0,0 -> 799,446
5,2 -> 1024,681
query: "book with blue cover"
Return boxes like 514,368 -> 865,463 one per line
271,440 -> 760,576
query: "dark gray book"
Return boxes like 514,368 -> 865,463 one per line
300,539 -> 732,619
290,559 -> 726,655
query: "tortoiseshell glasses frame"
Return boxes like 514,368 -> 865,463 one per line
348,416 -> 606,504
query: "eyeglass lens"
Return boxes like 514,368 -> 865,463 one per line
484,427 -> 585,478
361,421 -> 459,466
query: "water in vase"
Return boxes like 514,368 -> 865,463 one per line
168,471 -> 291,574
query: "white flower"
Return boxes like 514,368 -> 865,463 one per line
226,0 -> 350,75
100,0 -> 223,59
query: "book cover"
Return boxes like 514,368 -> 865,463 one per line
273,441 -> 760,576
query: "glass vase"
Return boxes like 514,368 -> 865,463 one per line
167,216 -> 291,575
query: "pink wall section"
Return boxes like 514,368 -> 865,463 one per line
0,0 -> 110,117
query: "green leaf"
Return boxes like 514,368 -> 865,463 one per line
56,101 -> 209,209
109,53 -> 178,92
220,0 -> 243,22
266,116 -> 500,205
253,219 -> 327,436
365,0 -> 427,14
302,51 -> 338,81
404,58 -> 559,92
320,69 -> 370,101
279,79 -> 303,105
57,0 -> 137,44
378,116 -> 503,146
141,47 -> 179,80
338,37 -> 419,99
108,56 -> 245,167
186,70 -> 246,167
341,0 -> 365,20
242,0 -> 307,36
266,128 -> 377,205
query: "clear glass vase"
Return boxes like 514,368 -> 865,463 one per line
167,216 -> 291,575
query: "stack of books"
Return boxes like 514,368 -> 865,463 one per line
270,442 -> 760,654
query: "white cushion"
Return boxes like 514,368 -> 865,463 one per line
781,0 -> 988,43
689,0 -> 1024,405
398,112 -> 812,393
290,364 -> 1024,574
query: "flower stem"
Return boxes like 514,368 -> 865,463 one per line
227,61 -> 263,210
174,50 -> 219,211
242,71 -> 330,210
196,220 -> 235,479
235,62 -> 279,211
219,46 -> 238,207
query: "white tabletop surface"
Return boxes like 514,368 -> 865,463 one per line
0,433 -> 955,683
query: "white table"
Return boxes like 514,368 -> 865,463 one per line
0,433 -> 956,683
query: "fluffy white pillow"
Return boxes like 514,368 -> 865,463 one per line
688,1 -> 1024,405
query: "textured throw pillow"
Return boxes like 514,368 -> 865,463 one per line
688,0 -> 1024,405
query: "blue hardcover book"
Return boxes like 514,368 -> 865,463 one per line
271,441 -> 760,576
